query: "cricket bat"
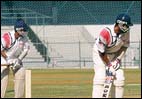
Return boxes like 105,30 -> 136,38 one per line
102,71 -> 114,98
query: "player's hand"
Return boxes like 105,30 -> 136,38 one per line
107,58 -> 121,75
6,58 -> 14,65
110,58 -> 121,71
106,66 -> 116,75
12,58 -> 22,70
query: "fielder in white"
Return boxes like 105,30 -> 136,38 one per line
92,13 -> 133,98
1,19 -> 30,98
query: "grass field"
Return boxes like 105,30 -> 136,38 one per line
5,68 -> 141,98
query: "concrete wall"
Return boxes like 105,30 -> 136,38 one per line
1,24 -> 141,68
29,24 -> 141,42
84,24 -> 141,42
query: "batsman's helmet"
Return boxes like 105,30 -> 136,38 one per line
115,13 -> 133,33
14,19 -> 28,36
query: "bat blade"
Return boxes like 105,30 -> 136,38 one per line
102,72 -> 114,98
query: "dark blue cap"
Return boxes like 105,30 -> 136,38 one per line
115,13 -> 133,26
14,19 -> 28,31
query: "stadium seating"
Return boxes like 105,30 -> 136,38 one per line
1,1 -> 141,68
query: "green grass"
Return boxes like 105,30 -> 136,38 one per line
5,69 -> 141,98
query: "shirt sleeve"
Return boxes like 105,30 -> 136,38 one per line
95,28 -> 111,53
1,32 -> 12,50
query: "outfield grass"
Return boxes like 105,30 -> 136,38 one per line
5,68 -> 141,98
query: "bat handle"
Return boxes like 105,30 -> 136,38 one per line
106,70 -> 113,76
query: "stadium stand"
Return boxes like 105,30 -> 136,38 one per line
1,1 -> 141,68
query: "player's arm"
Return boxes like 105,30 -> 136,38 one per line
106,46 -> 128,75
18,41 -> 30,61
1,50 -> 7,59
96,28 -> 111,65
1,38 -> 16,66
117,31 -> 130,60
12,41 -> 30,69
1,38 -> 8,60
18,48 -> 29,61
99,52 -> 110,65
116,46 -> 128,60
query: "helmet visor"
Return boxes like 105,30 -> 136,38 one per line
16,27 -> 28,36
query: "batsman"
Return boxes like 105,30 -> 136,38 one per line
1,19 -> 30,98
92,13 -> 133,98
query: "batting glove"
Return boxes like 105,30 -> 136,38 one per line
111,58 -> 121,71
106,66 -> 116,75
107,58 -> 121,75
12,58 -> 22,70
6,57 -> 14,65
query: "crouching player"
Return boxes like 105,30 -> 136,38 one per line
92,13 -> 133,98
1,19 -> 30,98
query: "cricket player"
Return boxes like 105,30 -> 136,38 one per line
1,19 -> 30,98
92,13 -> 133,98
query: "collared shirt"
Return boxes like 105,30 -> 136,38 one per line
1,31 -> 30,62
95,25 -> 129,54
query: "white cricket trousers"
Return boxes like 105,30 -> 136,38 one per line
92,46 -> 125,98
1,66 -> 25,98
